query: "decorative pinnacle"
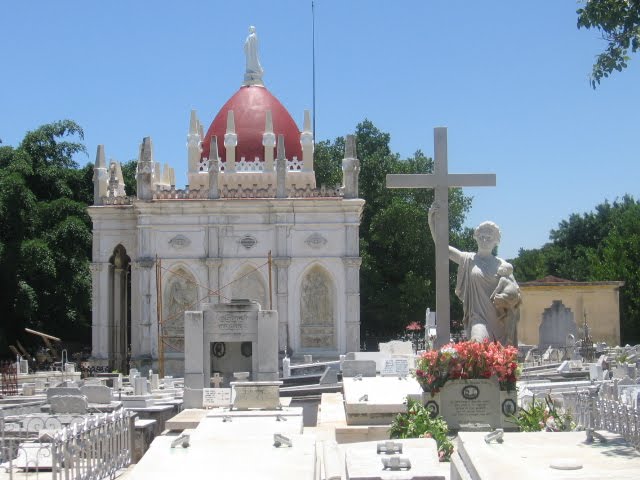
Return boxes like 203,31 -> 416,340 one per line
189,110 -> 198,134
303,110 -> 312,133
209,136 -> 219,161
345,134 -> 357,159
265,110 -> 273,133
276,134 -> 286,160
226,110 -> 236,134
95,145 -> 106,169
140,137 -> 153,164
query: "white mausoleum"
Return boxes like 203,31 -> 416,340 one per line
88,29 -> 364,374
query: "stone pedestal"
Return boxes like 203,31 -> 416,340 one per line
411,378 -> 517,430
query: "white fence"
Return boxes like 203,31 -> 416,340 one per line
576,386 -> 640,450
1,409 -> 133,480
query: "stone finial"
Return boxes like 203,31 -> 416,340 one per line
345,134 -> 357,159
114,161 -> 126,196
169,167 -> 176,186
276,134 -> 286,198
208,136 -> 220,200
300,110 -> 314,172
108,161 -> 119,197
187,110 -> 203,174
162,163 -> 171,185
93,145 -> 108,205
137,137 -> 155,200
95,144 -> 106,169
342,134 -> 360,199
224,110 -> 238,173
263,110 -> 276,173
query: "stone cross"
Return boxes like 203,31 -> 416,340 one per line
211,373 -> 223,388
386,127 -> 496,348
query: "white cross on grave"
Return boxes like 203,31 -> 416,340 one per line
386,127 -> 496,348
211,373 -> 224,388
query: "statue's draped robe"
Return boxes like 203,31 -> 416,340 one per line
455,252 -> 507,343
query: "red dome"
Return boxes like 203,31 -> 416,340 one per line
202,85 -> 302,163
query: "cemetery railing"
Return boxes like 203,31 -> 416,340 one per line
576,387 -> 640,451
1,409 -> 133,480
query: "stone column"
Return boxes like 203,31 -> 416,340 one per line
273,257 -> 291,352
90,262 -> 110,361
131,258 -> 155,361
206,258 -> 222,304
342,257 -> 362,353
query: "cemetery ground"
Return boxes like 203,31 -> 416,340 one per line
2,340 -> 640,479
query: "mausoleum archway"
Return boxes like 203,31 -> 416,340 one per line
108,244 -> 131,373
299,264 -> 337,350
230,264 -> 268,308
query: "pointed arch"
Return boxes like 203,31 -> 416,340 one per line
230,263 -> 268,308
163,265 -> 198,353
299,264 -> 336,349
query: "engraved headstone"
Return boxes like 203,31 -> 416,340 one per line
231,381 -> 282,410
150,373 -> 160,391
46,387 -> 82,403
50,395 -> 88,414
342,360 -> 376,378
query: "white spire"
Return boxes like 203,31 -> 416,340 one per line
263,110 -> 276,172
301,109 -> 314,172
224,110 -> 238,173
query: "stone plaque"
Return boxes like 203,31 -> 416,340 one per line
438,378 -> 500,429
381,358 -> 410,376
202,388 -> 232,407
231,381 -> 282,410
212,312 -> 252,337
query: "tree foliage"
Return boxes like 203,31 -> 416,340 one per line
511,195 -> 640,343
578,0 -> 640,88
316,120 -> 473,338
0,121 -> 92,355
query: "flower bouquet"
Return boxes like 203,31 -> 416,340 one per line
414,339 -> 519,395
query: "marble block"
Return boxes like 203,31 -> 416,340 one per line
49,395 -> 88,414
231,381 -> 282,410
46,387 -> 82,402
342,360 -> 377,377
81,385 -> 112,404
344,377 -> 423,426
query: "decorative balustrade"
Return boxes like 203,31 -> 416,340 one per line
576,387 -> 640,450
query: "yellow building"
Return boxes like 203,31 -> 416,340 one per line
518,276 -> 624,347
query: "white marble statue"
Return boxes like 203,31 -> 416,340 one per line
243,26 -> 263,85
428,205 -> 521,345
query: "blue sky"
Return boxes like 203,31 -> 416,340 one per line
2,1 -> 639,260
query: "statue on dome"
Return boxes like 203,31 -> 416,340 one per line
244,26 -> 264,86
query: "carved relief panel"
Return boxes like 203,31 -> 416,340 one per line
300,266 -> 336,349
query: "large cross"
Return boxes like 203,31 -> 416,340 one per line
386,127 -> 496,348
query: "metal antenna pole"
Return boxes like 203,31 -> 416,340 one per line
312,0 -> 316,140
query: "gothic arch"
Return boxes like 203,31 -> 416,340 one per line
299,264 -> 337,349
229,263 -> 268,308
163,265 -> 198,353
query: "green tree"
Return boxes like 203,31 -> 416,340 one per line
0,121 -> 92,355
511,195 -> 640,343
577,0 -> 640,88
